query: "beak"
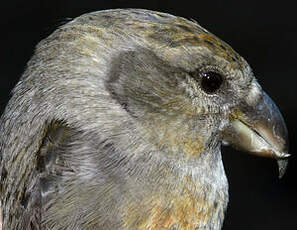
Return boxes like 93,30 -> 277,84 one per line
222,91 -> 290,178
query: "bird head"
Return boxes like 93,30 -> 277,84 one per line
0,9 -> 290,229
8,9 -> 287,179
102,10 -> 289,176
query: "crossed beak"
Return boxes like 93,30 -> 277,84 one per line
222,91 -> 290,178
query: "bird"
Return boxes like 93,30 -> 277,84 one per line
0,9 -> 290,230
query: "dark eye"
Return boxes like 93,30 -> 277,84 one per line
200,71 -> 223,94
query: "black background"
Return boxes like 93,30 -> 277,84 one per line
1,1 -> 297,229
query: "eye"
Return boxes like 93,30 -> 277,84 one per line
200,71 -> 223,94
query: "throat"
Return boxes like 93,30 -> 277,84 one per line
124,150 -> 229,230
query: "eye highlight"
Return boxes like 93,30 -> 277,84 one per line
200,71 -> 223,94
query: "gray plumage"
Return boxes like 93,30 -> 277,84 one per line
0,9 -> 289,230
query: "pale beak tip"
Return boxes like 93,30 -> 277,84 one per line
281,153 -> 291,158
277,158 -> 289,179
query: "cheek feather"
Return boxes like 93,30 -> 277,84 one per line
183,136 -> 205,158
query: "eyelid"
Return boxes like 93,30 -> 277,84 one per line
189,66 -> 227,96
198,65 -> 226,79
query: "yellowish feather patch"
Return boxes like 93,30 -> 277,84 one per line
124,186 -> 214,230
